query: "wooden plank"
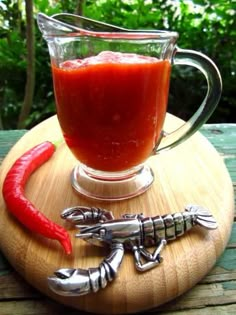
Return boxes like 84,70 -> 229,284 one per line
228,222 -> 236,247
0,300 -> 88,315
0,281 -> 236,315
200,124 -> 236,150
0,130 -> 27,163
157,281 -> 236,312
158,304 -> 236,314
0,272 -> 39,300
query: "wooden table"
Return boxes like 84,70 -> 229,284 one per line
0,123 -> 235,315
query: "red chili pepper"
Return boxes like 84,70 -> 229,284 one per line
2,141 -> 72,255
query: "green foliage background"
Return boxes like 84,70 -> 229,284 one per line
0,0 -> 235,129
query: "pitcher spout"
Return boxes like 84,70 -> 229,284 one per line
37,12 -> 128,39
37,13 -> 80,38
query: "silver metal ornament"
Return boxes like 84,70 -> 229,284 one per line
48,205 -> 217,296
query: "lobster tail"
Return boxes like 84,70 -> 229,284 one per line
185,205 -> 218,230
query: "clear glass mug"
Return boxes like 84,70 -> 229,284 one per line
37,13 -> 222,201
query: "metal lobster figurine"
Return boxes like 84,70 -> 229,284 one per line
48,205 -> 218,296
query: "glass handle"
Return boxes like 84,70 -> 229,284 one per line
156,47 -> 222,153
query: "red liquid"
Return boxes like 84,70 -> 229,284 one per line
52,51 -> 171,172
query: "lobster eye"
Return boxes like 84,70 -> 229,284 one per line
99,228 -> 106,238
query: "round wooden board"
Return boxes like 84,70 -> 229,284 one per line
0,114 -> 234,314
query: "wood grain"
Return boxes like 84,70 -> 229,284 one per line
0,115 -> 234,314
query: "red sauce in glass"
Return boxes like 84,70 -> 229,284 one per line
52,51 -> 171,172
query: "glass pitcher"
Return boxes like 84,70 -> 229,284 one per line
37,13 -> 222,201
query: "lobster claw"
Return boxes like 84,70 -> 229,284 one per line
48,243 -> 125,296
61,206 -> 114,224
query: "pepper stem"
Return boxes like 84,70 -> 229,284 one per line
52,138 -> 64,149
